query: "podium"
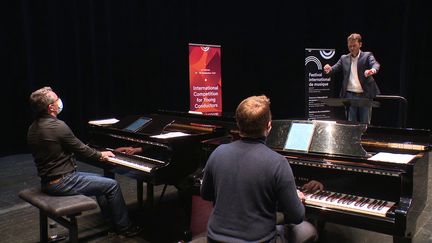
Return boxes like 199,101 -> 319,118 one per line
320,98 -> 380,121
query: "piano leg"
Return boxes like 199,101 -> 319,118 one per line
159,184 -> 168,204
146,182 -> 154,208
178,185 -> 193,241
393,236 -> 411,243
135,180 -> 155,208
137,179 -> 144,208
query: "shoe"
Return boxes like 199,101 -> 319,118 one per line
118,225 -> 143,238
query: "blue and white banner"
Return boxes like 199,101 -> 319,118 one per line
305,48 -> 337,120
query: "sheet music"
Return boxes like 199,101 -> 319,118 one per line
150,132 -> 190,139
368,152 -> 416,164
88,118 -> 119,126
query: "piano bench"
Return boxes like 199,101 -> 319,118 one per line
18,187 -> 98,243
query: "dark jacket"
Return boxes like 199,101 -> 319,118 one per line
331,51 -> 381,99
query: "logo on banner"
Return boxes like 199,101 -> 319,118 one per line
305,56 -> 322,70
320,50 -> 335,59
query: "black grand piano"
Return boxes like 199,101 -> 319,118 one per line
85,110 -> 236,207
198,120 -> 431,243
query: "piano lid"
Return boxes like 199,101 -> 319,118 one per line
267,120 -> 368,158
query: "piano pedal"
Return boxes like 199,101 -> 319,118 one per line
49,220 -> 57,228
182,230 -> 192,242
47,234 -> 67,242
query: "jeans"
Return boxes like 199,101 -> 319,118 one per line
345,92 -> 372,124
41,171 -> 131,232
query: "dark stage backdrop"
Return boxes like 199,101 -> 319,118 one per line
2,0 -> 431,155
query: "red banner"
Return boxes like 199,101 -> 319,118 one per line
189,43 -> 222,115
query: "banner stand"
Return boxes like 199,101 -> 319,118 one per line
305,48 -> 337,120
189,43 -> 222,116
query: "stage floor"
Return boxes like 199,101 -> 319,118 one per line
1,154 -> 431,243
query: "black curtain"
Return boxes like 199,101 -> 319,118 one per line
2,0 -> 430,155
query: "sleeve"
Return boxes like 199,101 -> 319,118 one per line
331,56 -> 343,73
200,153 -> 216,202
367,52 -> 380,73
57,121 -> 102,160
274,158 -> 305,224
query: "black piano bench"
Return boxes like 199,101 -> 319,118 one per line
18,187 -> 98,243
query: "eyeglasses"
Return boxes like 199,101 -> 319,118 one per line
49,97 -> 60,107
52,97 -> 60,103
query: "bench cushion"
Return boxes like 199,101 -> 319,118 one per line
19,187 -> 98,217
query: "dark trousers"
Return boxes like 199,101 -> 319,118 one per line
345,91 -> 372,124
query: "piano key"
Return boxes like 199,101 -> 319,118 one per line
337,194 -> 350,204
344,195 -> 354,204
347,196 -> 358,205
367,199 -> 379,209
359,198 -> 369,207
318,191 -> 331,200
105,150 -> 166,173
107,157 -> 153,172
373,200 -> 384,210
303,190 -> 395,217
354,197 -> 365,207
329,193 -> 341,202
378,201 -> 388,211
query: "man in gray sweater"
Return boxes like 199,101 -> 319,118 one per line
201,95 -> 317,243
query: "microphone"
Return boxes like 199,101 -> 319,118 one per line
161,120 -> 175,134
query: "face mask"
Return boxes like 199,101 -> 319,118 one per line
57,98 -> 63,114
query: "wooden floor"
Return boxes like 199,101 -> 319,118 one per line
1,153 -> 432,243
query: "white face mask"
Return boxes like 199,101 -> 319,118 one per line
57,98 -> 63,114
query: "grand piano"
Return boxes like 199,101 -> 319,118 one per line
86,110 -> 236,207
197,119 -> 431,243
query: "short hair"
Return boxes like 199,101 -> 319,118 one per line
347,33 -> 362,43
29,86 -> 56,114
235,95 -> 272,138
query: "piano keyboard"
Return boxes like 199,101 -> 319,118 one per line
302,190 -> 396,217
106,152 -> 164,173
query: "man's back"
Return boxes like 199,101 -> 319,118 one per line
201,138 -> 304,242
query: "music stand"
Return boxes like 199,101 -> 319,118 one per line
321,98 -> 380,121
321,98 -> 380,108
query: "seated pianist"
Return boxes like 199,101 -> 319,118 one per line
200,95 -> 318,243
27,87 -> 142,237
